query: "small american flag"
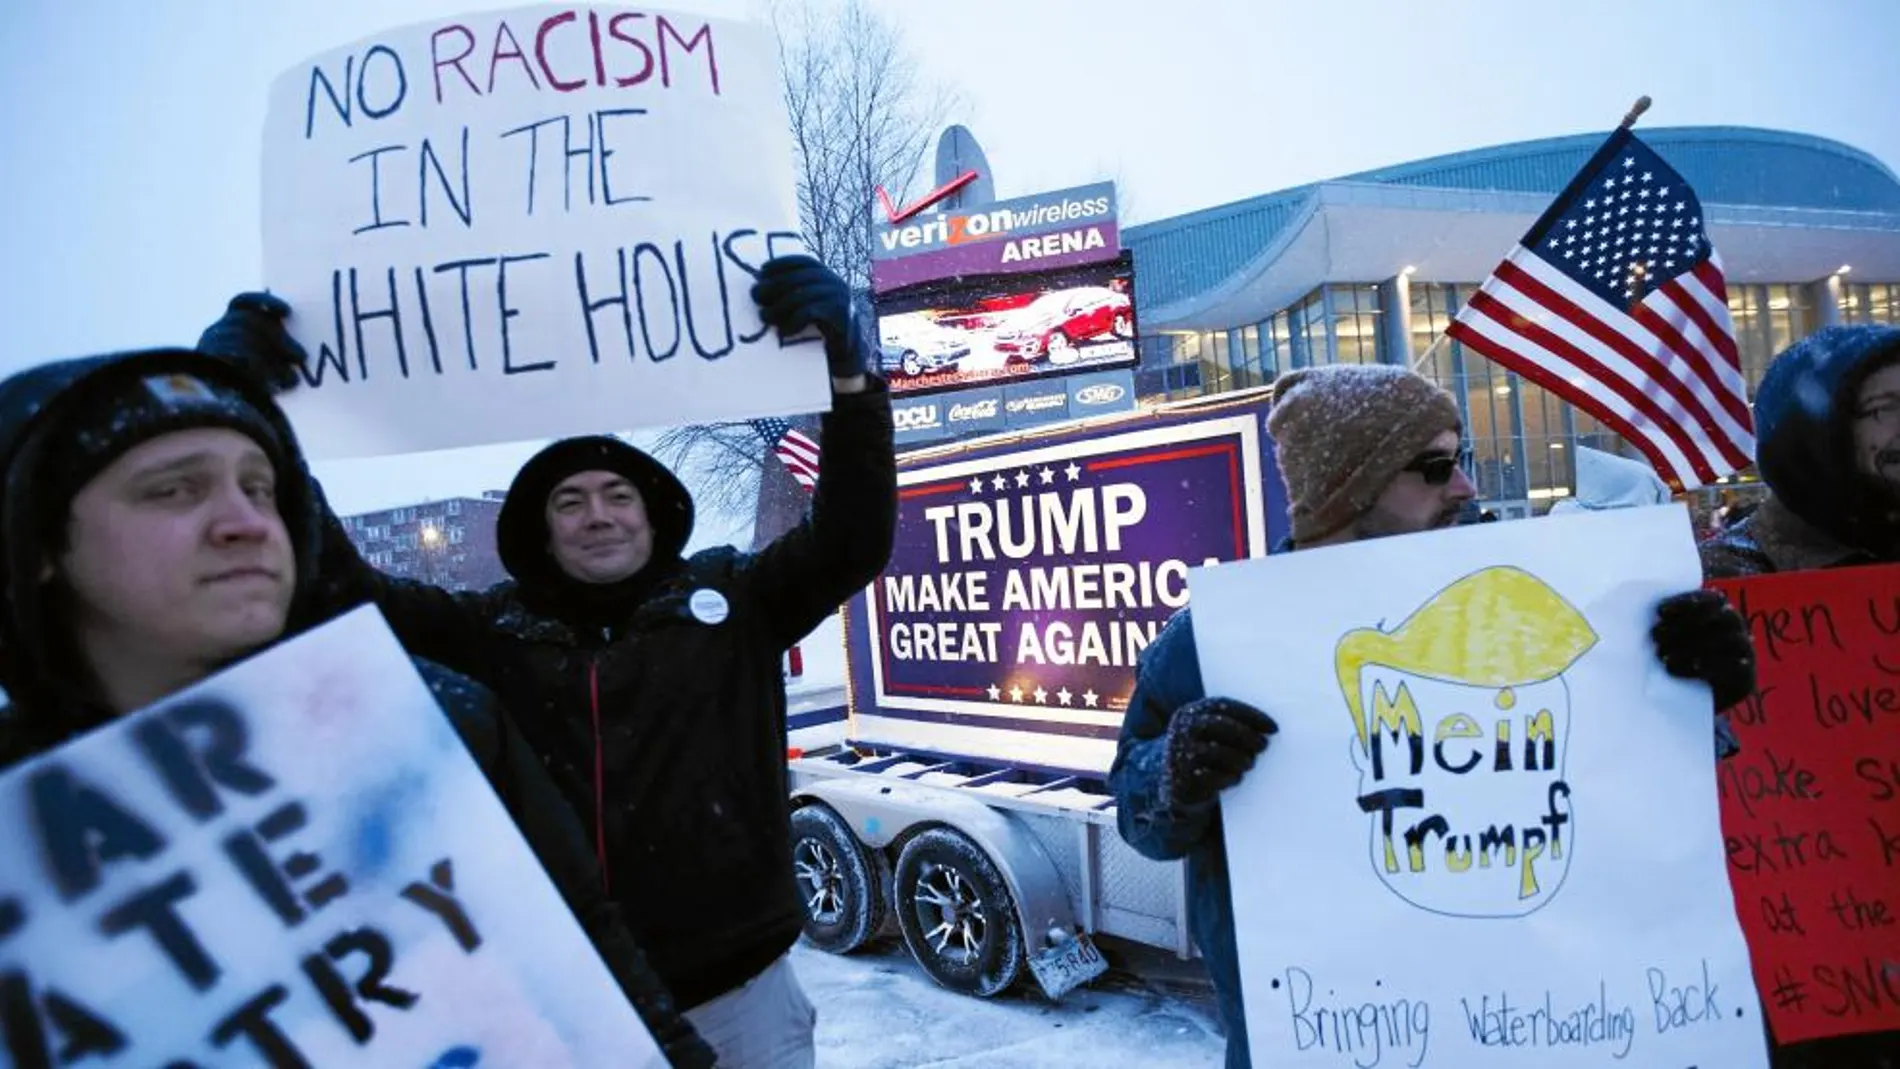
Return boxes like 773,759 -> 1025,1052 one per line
1446,127 -> 1754,491
751,417 -> 820,492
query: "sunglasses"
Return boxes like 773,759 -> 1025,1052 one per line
1402,446 -> 1472,486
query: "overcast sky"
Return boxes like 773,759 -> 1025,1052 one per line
2,0 -> 1895,525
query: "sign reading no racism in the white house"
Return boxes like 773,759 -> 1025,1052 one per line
263,5 -> 828,460
0,606 -> 663,1066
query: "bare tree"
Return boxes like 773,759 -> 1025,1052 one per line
659,0 -> 954,549
774,0 -> 958,291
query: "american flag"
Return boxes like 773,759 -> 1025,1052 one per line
751,417 -> 820,492
1446,127 -> 1754,491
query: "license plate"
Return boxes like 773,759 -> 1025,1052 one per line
1029,932 -> 1108,1000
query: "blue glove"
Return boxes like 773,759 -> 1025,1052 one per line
197,292 -> 309,394
750,255 -> 870,380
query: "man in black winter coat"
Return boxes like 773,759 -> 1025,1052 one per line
0,347 -> 715,1068
202,254 -> 897,1067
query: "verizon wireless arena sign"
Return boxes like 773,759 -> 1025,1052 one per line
872,182 -> 1119,294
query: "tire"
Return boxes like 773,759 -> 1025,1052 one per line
892,828 -> 1025,997
1045,331 -> 1078,366
901,350 -> 923,377
790,804 -> 886,954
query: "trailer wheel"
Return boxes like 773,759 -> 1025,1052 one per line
790,804 -> 886,954
893,828 -> 1025,997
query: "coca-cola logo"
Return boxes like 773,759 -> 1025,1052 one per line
1074,383 -> 1126,406
893,404 -> 941,431
949,399 -> 1000,422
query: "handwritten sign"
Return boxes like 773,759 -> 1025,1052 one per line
1711,563 -> 1900,1044
0,606 -> 662,1067
1192,505 -> 1769,1067
262,5 -> 827,460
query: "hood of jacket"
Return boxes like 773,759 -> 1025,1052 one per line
1547,446 -> 1674,514
494,435 -> 696,611
0,348 -> 325,720
1751,324 -> 1900,554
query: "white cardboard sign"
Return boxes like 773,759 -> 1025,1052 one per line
0,606 -> 663,1067
262,5 -> 827,459
1190,506 -> 1769,1068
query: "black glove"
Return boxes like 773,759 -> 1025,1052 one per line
197,291 -> 309,394
1651,589 -> 1756,711
1160,697 -> 1279,809
750,254 -> 870,380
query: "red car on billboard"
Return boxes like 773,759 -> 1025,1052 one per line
992,285 -> 1135,365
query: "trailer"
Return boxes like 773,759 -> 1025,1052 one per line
784,387 -> 1288,1002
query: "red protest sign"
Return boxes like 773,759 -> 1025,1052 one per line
1711,563 -> 1900,1044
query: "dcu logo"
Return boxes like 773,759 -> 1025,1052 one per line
1074,384 -> 1126,406
894,404 -> 941,431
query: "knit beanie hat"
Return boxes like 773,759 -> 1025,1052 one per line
1267,364 -> 1463,543
33,365 -> 288,551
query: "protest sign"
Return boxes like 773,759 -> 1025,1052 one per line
262,5 -> 825,460
0,606 -> 661,1067
1193,505 -> 1768,1068
846,399 -> 1282,773
1711,563 -> 1900,1044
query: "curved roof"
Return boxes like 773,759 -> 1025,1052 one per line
1126,126 -> 1900,312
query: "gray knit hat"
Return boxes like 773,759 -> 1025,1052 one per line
1267,365 -> 1463,543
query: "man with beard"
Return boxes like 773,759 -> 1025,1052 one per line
1704,324 -> 1900,579
1701,324 -> 1900,1069
1110,364 -> 1758,1069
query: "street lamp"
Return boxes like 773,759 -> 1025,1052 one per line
419,524 -> 443,583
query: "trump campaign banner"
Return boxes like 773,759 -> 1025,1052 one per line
843,392 -> 1286,774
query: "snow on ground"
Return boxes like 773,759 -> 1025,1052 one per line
793,937 -> 1226,1068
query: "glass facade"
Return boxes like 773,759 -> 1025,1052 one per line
1135,272 -> 1895,515
1841,282 -> 1900,326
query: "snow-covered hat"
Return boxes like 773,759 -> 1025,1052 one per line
1267,364 -> 1462,543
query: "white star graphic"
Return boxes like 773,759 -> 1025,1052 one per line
1015,470 -> 1031,489
1562,249 -> 1574,260
1064,462 -> 1082,482
1634,203 -> 1648,214
1671,218 -> 1684,229
1638,188 -> 1651,199
1032,686 -> 1048,704
991,473 -> 1007,491
1565,234 -> 1576,245
1664,259 -> 1676,268
1010,685 -> 1024,703
1689,217 -> 1699,227
987,684 -> 1002,701
1675,201 -> 1687,212
1547,238 -> 1559,249
1082,690 -> 1100,708
1039,467 -> 1055,485
969,477 -> 984,495
1659,186 -> 1670,197
1616,220 -> 1627,231
1603,177 -> 1617,191
1649,245 -> 1660,255
1566,219 -> 1578,230
1057,688 -> 1074,706
1594,269 -> 1605,279
1622,156 -> 1636,169
1584,198 -> 1597,210
1641,171 -> 1653,182
1622,174 -> 1634,186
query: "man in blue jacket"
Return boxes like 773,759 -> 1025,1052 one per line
1110,363 -> 1759,1068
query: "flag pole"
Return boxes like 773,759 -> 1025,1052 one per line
1409,96 -> 1652,377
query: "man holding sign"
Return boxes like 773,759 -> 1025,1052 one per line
206,252 -> 894,1066
1109,363 -> 1759,1068
0,347 -> 715,1065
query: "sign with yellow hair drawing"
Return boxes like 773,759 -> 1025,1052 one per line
1192,504 -> 1768,1068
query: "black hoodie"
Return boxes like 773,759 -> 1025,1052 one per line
1703,324 -> 1900,578
318,382 -> 897,1011
0,349 -> 714,1068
